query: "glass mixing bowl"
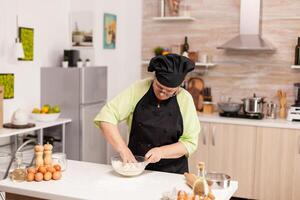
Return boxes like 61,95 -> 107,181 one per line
111,155 -> 147,177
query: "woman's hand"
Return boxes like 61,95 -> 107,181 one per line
119,147 -> 136,163
145,147 -> 163,163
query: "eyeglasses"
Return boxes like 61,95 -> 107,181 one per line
154,80 -> 178,97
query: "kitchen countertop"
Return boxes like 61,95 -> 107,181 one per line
0,160 -> 238,200
198,112 -> 300,129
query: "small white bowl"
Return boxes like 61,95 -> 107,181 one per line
31,113 -> 60,122
111,155 -> 147,177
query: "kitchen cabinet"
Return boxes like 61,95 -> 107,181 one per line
189,122 -> 257,199
254,127 -> 300,200
188,122 -> 209,174
293,132 -> 300,200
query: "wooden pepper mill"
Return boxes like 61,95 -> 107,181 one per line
278,90 -> 287,119
44,143 -> 53,167
34,145 -> 44,168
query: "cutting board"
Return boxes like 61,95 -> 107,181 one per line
0,86 -> 3,128
187,77 -> 204,111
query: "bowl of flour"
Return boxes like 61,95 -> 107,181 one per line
111,155 -> 147,177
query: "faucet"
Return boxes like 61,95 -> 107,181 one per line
3,139 -> 37,180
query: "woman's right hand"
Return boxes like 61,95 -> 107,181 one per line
119,147 -> 137,163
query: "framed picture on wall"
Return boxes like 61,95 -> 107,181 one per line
71,11 -> 94,47
0,74 -> 14,99
18,27 -> 34,61
103,13 -> 117,49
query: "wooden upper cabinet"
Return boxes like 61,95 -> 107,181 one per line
254,127 -> 299,200
208,123 -> 257,199
188,121 -> 209,175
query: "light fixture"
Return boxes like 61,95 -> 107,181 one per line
15,15 -> 24,59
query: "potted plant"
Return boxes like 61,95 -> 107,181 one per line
77,58 -> 83,68
85,58 -> 91,67
153,46 -> 164,56
62,57 -> 69,68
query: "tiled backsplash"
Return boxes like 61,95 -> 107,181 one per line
142,0 -> 300,106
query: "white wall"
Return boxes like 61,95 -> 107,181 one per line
71,0 -> 142,162
71,0 -> 142,99
0,0 -> 70,123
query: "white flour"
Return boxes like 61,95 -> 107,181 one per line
112,160 -> 145,176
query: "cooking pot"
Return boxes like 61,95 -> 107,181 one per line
242,93 -> 266,114
218,98 -> 242,113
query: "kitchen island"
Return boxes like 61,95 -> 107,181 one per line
0,160 -> 238,200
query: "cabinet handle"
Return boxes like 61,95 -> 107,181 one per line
211,125 -> 216,146
298,135 -> 300,155
202,126 -> 207,145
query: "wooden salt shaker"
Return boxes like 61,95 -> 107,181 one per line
44,143 -> 53,166
34,145 -> 44,168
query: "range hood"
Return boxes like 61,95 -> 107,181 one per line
217,0 -> 276,51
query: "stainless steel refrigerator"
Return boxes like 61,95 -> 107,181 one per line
41,67 -> 107,164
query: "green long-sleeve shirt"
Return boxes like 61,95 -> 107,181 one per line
94,78 -> 200,156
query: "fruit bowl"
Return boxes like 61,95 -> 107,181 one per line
111,155 -> 147,177
31,113 -> 60,122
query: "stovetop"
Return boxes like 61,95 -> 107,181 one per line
219,112 -> 264,120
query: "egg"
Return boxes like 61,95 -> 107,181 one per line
53,164 -> 61,172
44,172 -> 52,181
38,166 -> 47,174
46,166 -> 56,173
27,167 -> 36,174
52,171 -> 61,180
34,172 -> 43,182
26,172 -> 35,182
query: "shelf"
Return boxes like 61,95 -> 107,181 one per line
153,16 -> 195,22
142,60 -> 216,67
291,65 -> 300,69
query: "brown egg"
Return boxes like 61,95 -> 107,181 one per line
38,166 -> 47,174
53,164 -> 61,172
52,171 -> 61,180
34,145 -> 44,152
26,172 -> 35,182
46,166 -> 56,173
34,172 -> 43,182
44,172 -> 52,181
27,167 -> 36,174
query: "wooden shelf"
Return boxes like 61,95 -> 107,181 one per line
291,65 -> 300,69
142,60 -> 216,67
153,16 -> 195,22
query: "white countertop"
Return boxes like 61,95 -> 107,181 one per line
0,118 -> 72,138
0,160 -> 238,200
198,113 -> 300,129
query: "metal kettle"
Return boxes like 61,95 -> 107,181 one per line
242,93 -> 266,114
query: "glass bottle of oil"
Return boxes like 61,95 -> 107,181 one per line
193,162 -> 209,197
10,152 -> 26,182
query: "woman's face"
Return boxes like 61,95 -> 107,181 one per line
153,79 -> 179,101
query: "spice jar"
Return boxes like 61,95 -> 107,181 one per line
203,102 -> 214,114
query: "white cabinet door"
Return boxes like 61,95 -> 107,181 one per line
81,103 -> 107,164
254,127 -> 297,200
208,123 -> 257,199
188,122 -> 209,175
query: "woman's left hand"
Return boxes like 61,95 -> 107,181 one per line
145,147 -> 163,163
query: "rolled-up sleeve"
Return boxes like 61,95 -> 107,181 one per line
94,84 -> 135,128
178,91 -> 201,156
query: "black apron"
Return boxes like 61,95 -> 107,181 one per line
128,84 -> 188,174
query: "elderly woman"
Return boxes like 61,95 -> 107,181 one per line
94,54 -> 200,174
